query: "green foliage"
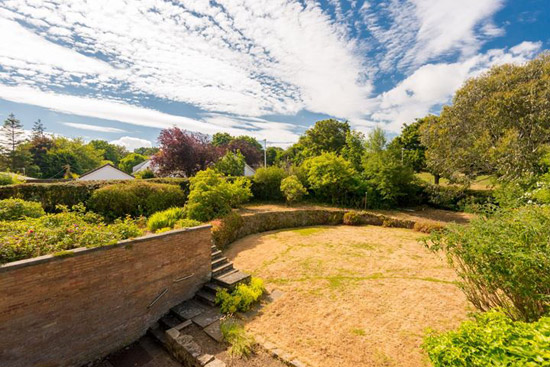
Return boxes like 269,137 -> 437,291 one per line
388,118 -> 428,172
134,168 -> 156,179
341,130 -> 366,172
363,150 -> 416,207
266,146 -> 284,166
423,310 -> 550,367
173,218 -> 202,229
220,318 -> 256,358
147,207 -> 186,232
89,182 -> 185,220
214,150 -> 245,177
343,211 -> 361,225
280,175 -> 307,203
119,153 -> 147,174
211,212 -> 245,248
421,54 -> 550,181
89,140 -> 128,166
216,277 -> 265,314
298,119 -> 350,158
0,199 -> 45,221
426,206 -> 550,321
365,126 -> 387,154
252,166 -> 287,201
186,168 -> 252,221
212,132 -> 233,147
0,205 -> 143,264
422,183 -> 493,211
302,152 -> 363,205
0,173 -> 17,186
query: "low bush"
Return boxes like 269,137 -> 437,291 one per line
0,205 -> 143,263
186,169 -> 252,221
211,211 -> 244,248
343,211 -> 361,225
413,221 -> 444,234
423,310 -> 550,367
216,277 -> 265,314
280,175 -> 307,203
0,173 -> 18,186
214,151 -> 246,177
134,169 -> 156,179
147,207 -> 186,232
89,181 -> 185,220
425,206 -> 550,322
220,318 -> 255,358
174,218 -> 202,229
421,183 -> 493,211
0,199 -> 45,221
252,166 -> 287,201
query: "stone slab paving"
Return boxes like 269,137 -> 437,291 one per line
192,308 -> 222,328
172,299 -> 207,320
203,320 -> 224,343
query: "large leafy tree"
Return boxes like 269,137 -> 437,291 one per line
341,130 -> 366,171
421,53 -> 550,181
266,146 -> 284,166
388,118 -> 429,172
299,119 -> 350,157
153,127 -> 221,177
89,140 -> 128,166
226,137 -> 262,167
119,153 -> 147,174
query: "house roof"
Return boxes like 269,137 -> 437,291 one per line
132,159 -> 150,173
79,163 -> 134,180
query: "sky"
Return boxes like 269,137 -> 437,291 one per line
0,0 -> 548,151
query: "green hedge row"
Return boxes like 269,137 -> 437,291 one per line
0,178 -> 190,212
420,183 -> 494,211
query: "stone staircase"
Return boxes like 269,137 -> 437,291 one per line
147,244 -> 251,366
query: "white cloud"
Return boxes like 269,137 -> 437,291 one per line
63,122 -> 126,133
110,136 -> 152,151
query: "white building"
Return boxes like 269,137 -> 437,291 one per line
132,159 -> 158,174
244,163 -> 255,177
78,164 -> 134,181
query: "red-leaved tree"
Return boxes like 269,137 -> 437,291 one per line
153,128 -> 222,177
226,138 -> 262,167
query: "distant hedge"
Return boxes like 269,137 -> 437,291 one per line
0,178 -> 190,212
420,183 -> 494,212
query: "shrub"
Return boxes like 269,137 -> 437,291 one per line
89,181 -> 185,220
0,199 -> 45,221
426,206 -> 550,321
214,151 -> 246,177
252,166 -> 287,201
343,211 -> 361,225
134,169 -> 156,179
220,318 -> 255,358
301,152 -> 363,205
422,183 -> 493,211
186,169 -> 252,221
174,218 -> 202,229
216,277 -> 265,314
0,173 -> 17,186
280,175 -> 307,203
413,221 -> 443,234
423,310 -> 550,367
147,207 -> 186,232
211,212 -> 244,248
0,206 -> 143,263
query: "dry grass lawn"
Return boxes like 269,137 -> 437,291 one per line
224,225 -> 471,367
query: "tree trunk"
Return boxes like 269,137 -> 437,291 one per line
434,173 -> 440,185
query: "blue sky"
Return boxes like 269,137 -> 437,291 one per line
0,0 -> 548,150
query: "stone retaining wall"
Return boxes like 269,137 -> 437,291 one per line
0,225 -> 212,367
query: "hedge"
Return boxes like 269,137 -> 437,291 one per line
420,183 -> 494,212
0,178 -> 190,212
211,208 -> 431,249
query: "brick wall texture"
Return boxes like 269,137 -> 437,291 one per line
0,226 -> 212,367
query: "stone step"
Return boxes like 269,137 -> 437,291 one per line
203,282 -> 224,294
159,314 -> 184,330
211,250 -> 223,260
195,289 -> 217,307
148,324 -> 167,345
211,257 -> 228,269
213,270 -> 251,289
212,262 -> 234,277
211,245 -> 218,251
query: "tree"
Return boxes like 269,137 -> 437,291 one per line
214,150 -> 245,176
226,137 -> 262,167
89,140 -> 128,166
119,153 -> 147,174
341,130 -> 366,172
388,118 -> 428,172
299,119 -> 350,157
421,53 -> 550,181
266,146 -> 284,166
31,119 -> 45,139
134,147 -> 159,156
153,128 -> 221,177
365,126 -> 386,154
212,132 -> 233,147
1,114 -> 27,172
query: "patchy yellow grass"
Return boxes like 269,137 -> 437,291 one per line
225,225 -> 470,367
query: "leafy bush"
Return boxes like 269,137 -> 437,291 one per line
413,221 -> 443,234
423,310 -> 550,367
0,173 -> 17,186
343,211 -> 361,225
134,169 -> 155,179
252,166 -> 287,201
426,206 -> 550,321
89,181 -> 185,220
211,212 -> 245,249
216,277 -> 265,314
301,152 -> 363,205
0,205 -> 143,263
422,183 -> 493,211
147,207 -> 186,232
174,218 -> 202,229
0,199 -> 45,221
186,169 -> 252,221
214,151 -> 246,177
220,318 -> 256,358
280,175 -> 307,203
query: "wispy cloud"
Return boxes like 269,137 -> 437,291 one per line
63,122 -> 126,133
110,136 -> 152,151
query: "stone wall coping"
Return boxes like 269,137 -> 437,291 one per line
0,224 -> 212,273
